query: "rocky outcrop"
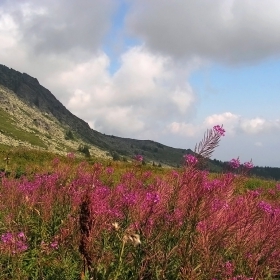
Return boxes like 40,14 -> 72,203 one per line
0,64 -> 104,145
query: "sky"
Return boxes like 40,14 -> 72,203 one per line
1,0 -> 280,167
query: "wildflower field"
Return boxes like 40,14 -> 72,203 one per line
1,126 -> 280,279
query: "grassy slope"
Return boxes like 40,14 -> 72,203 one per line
0,107 -> 47,148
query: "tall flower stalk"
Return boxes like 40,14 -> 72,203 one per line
79,190 -> 93,278
195,125 -> 225,159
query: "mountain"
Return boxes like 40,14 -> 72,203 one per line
0,64 -> 194,167
1,64 -> 280,180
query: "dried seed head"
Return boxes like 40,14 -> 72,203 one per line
112,222 -> 120,231
123,233 -> 141,246
130,234 -> 141,246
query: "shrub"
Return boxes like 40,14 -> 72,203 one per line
65,129 -> 75,140
78,144 -> 90,158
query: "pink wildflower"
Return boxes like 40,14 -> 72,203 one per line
16,241 -> 28,252
184,154 -> 198,166
106,167 -> 114,174
52,157 -> 60,165
213,125 -> 225,136
134,155 -> 143,162
229,157 -> 240,169
50,241 -> 59,249
224,261 -> 234,276
258,201 -> 273,214
123,192 -> 137,206
17,232 -> 26,241
196,221 -> 207,232
67,152 -> 75,159
146,192 -> 160,204
1,231 -> 28,253
1,232 -> 13,243
244,160 -> 254,169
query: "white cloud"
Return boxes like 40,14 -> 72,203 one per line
48,47 -> 198,139
96,106 -> 145,135
0,0 -> 116,83
127,0 -> 280,64
240,118 -> 280,134
0,12 -> 18,48
68,89 -> 91,109
5,0 -> 116,55
167,122 -> 199,137
203,113 -> 280,136
0,10 -> 27,66
166,112 -> 280,140
171,87 -> 195,114
112,47 -> 171,104
204,112 -> 239,135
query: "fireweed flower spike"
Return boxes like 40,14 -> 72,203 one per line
50,241 -> 59,250
17,232 -> 26,240
184,154 -> 198,166
146,192 -> 160,204
134,155 -> 143,162
1,231 -> 28,253
194,124 -> 226,159
1,232 -> 13,244
213,125 -> 225,136
244,160 -> 254,169
229,157 -> 240,169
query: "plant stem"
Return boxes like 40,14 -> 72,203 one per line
113,240 -> 125,280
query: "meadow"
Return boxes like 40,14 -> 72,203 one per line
0,126 -> 280,280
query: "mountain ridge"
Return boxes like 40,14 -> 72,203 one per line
1,63 -> 280,180
0,64 -> 193,167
